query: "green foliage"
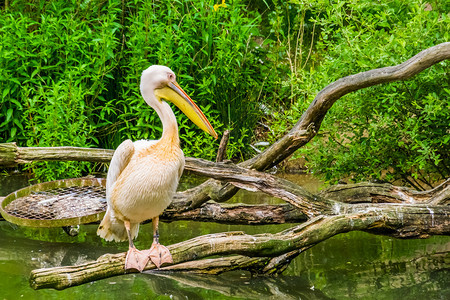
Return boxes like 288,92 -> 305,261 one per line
0,0 -> 268,180
271,0 -> 449,188
0,0 -> 118,179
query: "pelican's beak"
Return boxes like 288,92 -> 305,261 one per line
154,82 -> 218,139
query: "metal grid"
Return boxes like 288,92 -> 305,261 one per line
4,186 -> 106,220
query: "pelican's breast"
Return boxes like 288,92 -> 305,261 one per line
110,140 -> 184,223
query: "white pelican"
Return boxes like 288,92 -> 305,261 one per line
97,65 -> 217,272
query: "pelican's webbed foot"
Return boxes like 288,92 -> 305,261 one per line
125,247 -> 152,272
148,243 -> 173,268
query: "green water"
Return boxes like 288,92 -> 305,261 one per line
0,175 -> 449,299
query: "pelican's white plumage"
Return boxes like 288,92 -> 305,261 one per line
97,65 -> 217,271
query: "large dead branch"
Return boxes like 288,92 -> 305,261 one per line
182,158 -> 336,216
163,178 -> 450,224
0,143 -> 114,167
319,178 -> 450,205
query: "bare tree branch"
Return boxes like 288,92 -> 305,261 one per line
318,178 -> 450,205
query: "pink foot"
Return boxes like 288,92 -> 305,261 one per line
148,243 -> 173,268
125,247 -> 151,272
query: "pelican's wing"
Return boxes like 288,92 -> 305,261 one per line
178,152 -> 185,180
106,139 -> 135,204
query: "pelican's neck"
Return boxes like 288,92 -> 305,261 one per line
142,90 -> 180,146
156,101 -> 180,145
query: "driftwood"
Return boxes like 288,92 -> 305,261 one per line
1,43 -> 449,289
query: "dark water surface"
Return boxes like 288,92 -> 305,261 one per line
0,174 -> 449,299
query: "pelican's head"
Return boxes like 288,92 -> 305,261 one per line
140,65 -> 218,139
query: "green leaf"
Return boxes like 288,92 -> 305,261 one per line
11,127 -> 17,138
6,108 -> 13,121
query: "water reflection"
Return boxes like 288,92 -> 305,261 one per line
138,272 -> 332,299
0,173 -> 31,196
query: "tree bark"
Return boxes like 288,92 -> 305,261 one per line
318,178 -> 450,205
161,202 -> 307,225
0,143 -> 114,166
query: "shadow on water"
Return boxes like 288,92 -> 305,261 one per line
0,174 -> 449,299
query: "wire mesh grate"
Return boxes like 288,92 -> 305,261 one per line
4,185 -> 106,221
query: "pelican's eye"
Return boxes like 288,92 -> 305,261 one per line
168,73 -> 175,81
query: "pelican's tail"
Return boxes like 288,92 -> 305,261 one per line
97,208 -> 139,242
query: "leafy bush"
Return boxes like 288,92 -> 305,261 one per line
268,0 -> 449,188
0,0 -> 269,180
